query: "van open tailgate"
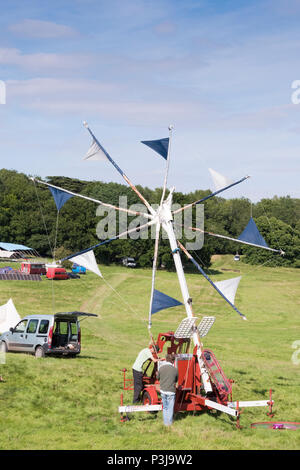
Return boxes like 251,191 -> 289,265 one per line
55,311 -> 98,319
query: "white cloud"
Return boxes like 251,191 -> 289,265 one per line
0,47 -> 93,72
7,77 -> 207,126
8,19 -> 78,39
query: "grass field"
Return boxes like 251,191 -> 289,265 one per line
0,255 -> 299,450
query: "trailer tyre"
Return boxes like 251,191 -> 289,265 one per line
142,391 -> 158,414
35,346 -> 45,358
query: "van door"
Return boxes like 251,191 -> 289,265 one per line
23,319 -> 40,352
54,312 -> 98,352
8,319 -> 28,351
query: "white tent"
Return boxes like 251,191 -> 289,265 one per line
0,250 -> 16,258
0,298 -> 21,333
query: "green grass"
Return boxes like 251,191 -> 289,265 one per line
0,256 -> 299,450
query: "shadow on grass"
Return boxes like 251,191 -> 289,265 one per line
64,354 -> 98,360
173,409 -> 235,427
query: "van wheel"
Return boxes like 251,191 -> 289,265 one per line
35,346 -> 45,358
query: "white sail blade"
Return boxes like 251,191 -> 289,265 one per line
209,168 -> 233,191
70,250 -> 102,278
84,138 -> 107,161
214,276 -> 242,305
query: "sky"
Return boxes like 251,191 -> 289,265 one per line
0,0 -> 300,202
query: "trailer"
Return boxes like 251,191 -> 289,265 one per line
20,262 -> 46,275
119,317 -> 274,428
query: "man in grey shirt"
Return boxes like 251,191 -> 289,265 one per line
157,354 -> 178,426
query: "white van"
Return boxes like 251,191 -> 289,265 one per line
0,311 -> 97,358
122,257 -> 136,268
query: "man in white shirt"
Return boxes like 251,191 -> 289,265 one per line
132,344 -> 159,404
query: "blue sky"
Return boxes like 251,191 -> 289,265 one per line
0,0 -> 300,201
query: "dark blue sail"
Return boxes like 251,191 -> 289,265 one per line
151,289 -> 182,315
238,217 -> 268,248
141,138 -> 169,160
49,187 -> 73,211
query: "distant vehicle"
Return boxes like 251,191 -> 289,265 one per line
68,272 -> 80,279
72,263 -> 86,274
122,257 -> 136,268
46,267 -> 69,280
0,312 -> 97,358
234,254 -> 240,261
20,262 -> 46,275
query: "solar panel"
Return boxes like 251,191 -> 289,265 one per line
197,316 -> 215,337
0,273 -> 41,281
174,317 -> 198,339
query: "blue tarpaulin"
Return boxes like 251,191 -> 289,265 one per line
49,187 -> 73,211
151,289 -> 182,315
141,138 -> 169,160
238,217 -> 268,248
0,242 -> 33,251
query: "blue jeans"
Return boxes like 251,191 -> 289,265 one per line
161,392 -> 175,426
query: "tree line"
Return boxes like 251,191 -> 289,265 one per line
0,169 -> 299,269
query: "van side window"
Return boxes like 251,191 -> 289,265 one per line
39,320 -> 49,334
14,319 -> 28,333
27,319 -> 39,334
70,322 -> 78,340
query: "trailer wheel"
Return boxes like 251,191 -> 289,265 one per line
142,391 -> 158,414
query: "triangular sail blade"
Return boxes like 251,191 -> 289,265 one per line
69,250 -> 102,278
0,299 -> 21,333
84,138 -> 108,161
151,289 -> 182,315
177,241 -> 247,320
49,186 -> 73,211
214,277 -> 242,305
141,138 -> 169,160
238,217 -> 269,248
209,168 -> 233,191
84,124 -> 156,216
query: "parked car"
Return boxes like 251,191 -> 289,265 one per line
122,257 -> 136,268
46,267 -> 69,280
68,272 -> 80,279
0,312 -> 97,358
234,254 -> 240,261
72,263 -> 86,274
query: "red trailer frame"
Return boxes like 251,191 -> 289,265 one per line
119,330 -> 273,427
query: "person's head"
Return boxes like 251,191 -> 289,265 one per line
165,353 -> 175,363
150,344 -> 160,354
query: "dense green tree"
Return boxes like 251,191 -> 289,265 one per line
0,169 -> 299,268
242,216 -> 300,267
